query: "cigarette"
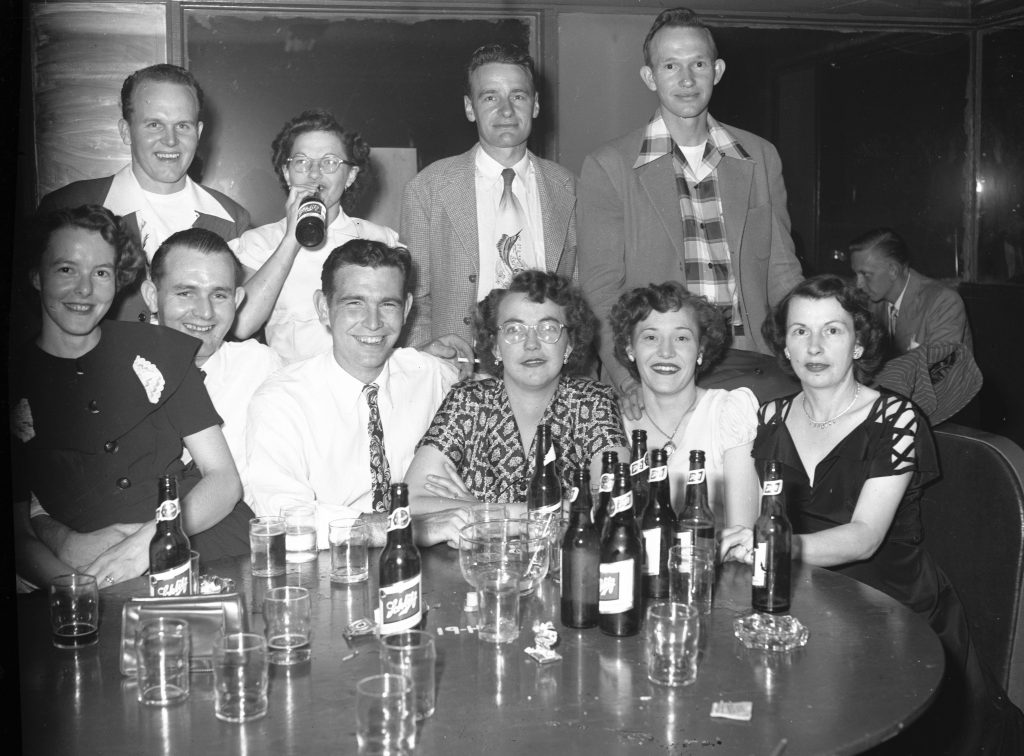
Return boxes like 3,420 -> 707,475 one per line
455,357 -> 480,364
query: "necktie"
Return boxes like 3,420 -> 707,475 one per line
888,303 -> 898,338
494,168 -> 531,287
363,383 -> 392,513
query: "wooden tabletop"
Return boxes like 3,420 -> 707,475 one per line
17,547 -> 944,755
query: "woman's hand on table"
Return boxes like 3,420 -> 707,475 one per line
413,507 -> 472,549
84,522 -> 156,586
720,525 -> 755,565
424,460 -> 475,501
59,522 -> 146,571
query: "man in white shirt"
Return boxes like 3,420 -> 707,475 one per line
141,228 -> 283,503
246,239 -> 469,548
400,43 -> 578,350
37,64 -> 250,325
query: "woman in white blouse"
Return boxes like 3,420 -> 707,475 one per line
609,282 -> 759,528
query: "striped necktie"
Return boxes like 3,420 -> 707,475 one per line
363,383 -> 392,513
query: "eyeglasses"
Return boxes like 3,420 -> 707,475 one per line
286,155 -> 358,174
497,319 -> 566,345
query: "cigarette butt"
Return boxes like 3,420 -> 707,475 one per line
341,651 -> 359,662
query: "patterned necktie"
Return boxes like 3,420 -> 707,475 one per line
363,383 -> 392,513
494,167 -> 531,287
888,303 -> 898,338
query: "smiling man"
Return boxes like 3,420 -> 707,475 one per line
245,239 -> 465,549
578,8 -> 803,411
38,64 -> 250,323
400,42 -> 577,350
142,228 -> 282,503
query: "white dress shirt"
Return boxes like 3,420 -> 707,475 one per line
474,147 -> 546,300
231,212 -> 400,364
199,340 -> 283,504
245,348 -> 458,549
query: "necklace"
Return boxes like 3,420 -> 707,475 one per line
644,393 -> 699,457
802,384 -> 861,430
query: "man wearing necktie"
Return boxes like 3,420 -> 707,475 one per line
246,239 -> 470,548
401,42 -> 578,351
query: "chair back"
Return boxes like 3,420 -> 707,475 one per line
922,423 -> 1024,707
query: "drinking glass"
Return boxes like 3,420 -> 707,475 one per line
330,517 -> 369,583
263,585 -> 312,665
281,504 -> 318,563
478,569 -> 520,644
379,630 -> 437,720
356,673 -> 417,755
249,516 -> 286,576
668,544 -> 715,614
49,573 -> 99,649
458,518 -> 548,595
470,503 -> 509,523
213,632 -> 269,722
645,602 -> 701,687
135,618 -> 190,706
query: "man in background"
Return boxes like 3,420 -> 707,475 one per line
38,64 -> 250,323
401,42 -> 577,351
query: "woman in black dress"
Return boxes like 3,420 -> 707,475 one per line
720,274 -> 1022,754
12,206 -> 249,589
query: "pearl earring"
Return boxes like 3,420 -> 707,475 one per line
563,351 -> 571,365
784,349 -> 791,360
697,353 -> 703,366
495,355 -> 502,365
854,347 -> 863,359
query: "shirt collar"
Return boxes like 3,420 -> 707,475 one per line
634,112 -> 750,170
892,275 -> 911,313
474,144 -> 533,184
104,163 -> 234,221
326,349 -> 395,404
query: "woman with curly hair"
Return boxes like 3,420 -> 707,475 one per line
405,270 -> 628,512
721,274 -> 1023,754
12,206 -> 249,589
232,109 -> 399,363
610,281 -> 759,528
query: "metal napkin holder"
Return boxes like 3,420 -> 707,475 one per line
119,593 -> 246,676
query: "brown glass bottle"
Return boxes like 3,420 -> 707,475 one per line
561,468 -> 600,628
675,449 -> 715,555
593,450 -> 618,540
379,483 -> 424,633
752,460 -> 792,614
629,429 -> 650,520
598,463 -> 643,637
641,448 -> 677,599
149,474 -> 191,597
295,188 -> 327,248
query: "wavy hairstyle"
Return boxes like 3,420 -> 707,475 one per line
761,274 -> 884,383
474,270 -> 596,377
151,228 -> 244,287
121,64 -> 203,122
270,109 -> 372,213
29,204 -> 144,292
609,281 -> 728,382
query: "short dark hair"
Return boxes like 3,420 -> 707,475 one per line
30,205 -> 144,292
465,43 -> 536,96
150,228 -> 244,288
642,7 -> 718,67
848,227 -> 910,269
609,281 -> 728,381
474,270 -> 597,377
762,274 -> 884,383
320,239 -> 413,300
271,109 -> 371,213
121,64 -> 203,122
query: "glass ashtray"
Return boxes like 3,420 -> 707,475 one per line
733,612 -> 809,651
197,574 -> 236,595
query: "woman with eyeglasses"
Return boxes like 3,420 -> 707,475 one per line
231,109 -> 399,363
405,270 -> 628,514
609,282 -> 760,530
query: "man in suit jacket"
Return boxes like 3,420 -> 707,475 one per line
578,8 -> 803,407
401,43 -> 577,350
37,64 -> 250,325
850,227 -> 973,354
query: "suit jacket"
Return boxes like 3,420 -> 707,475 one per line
577,122 -> 803,391
400,146 -> 578,347
874,269 -> 973,355
37,173 -> 251,324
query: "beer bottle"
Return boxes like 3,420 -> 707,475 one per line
598,463 -> 643,637
294,187 -> 327,248
528,424 -> 562,519
629,429 -> 650,520
675,449 -> 715,555
561,468 -> 599,628
752,460 -> 792,614
149,474 -> 191,597
379,483 -> 423,633
593,450 -> 618,540
641,448 -> 676,599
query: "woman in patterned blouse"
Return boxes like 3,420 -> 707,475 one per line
405,270 -> 628,514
